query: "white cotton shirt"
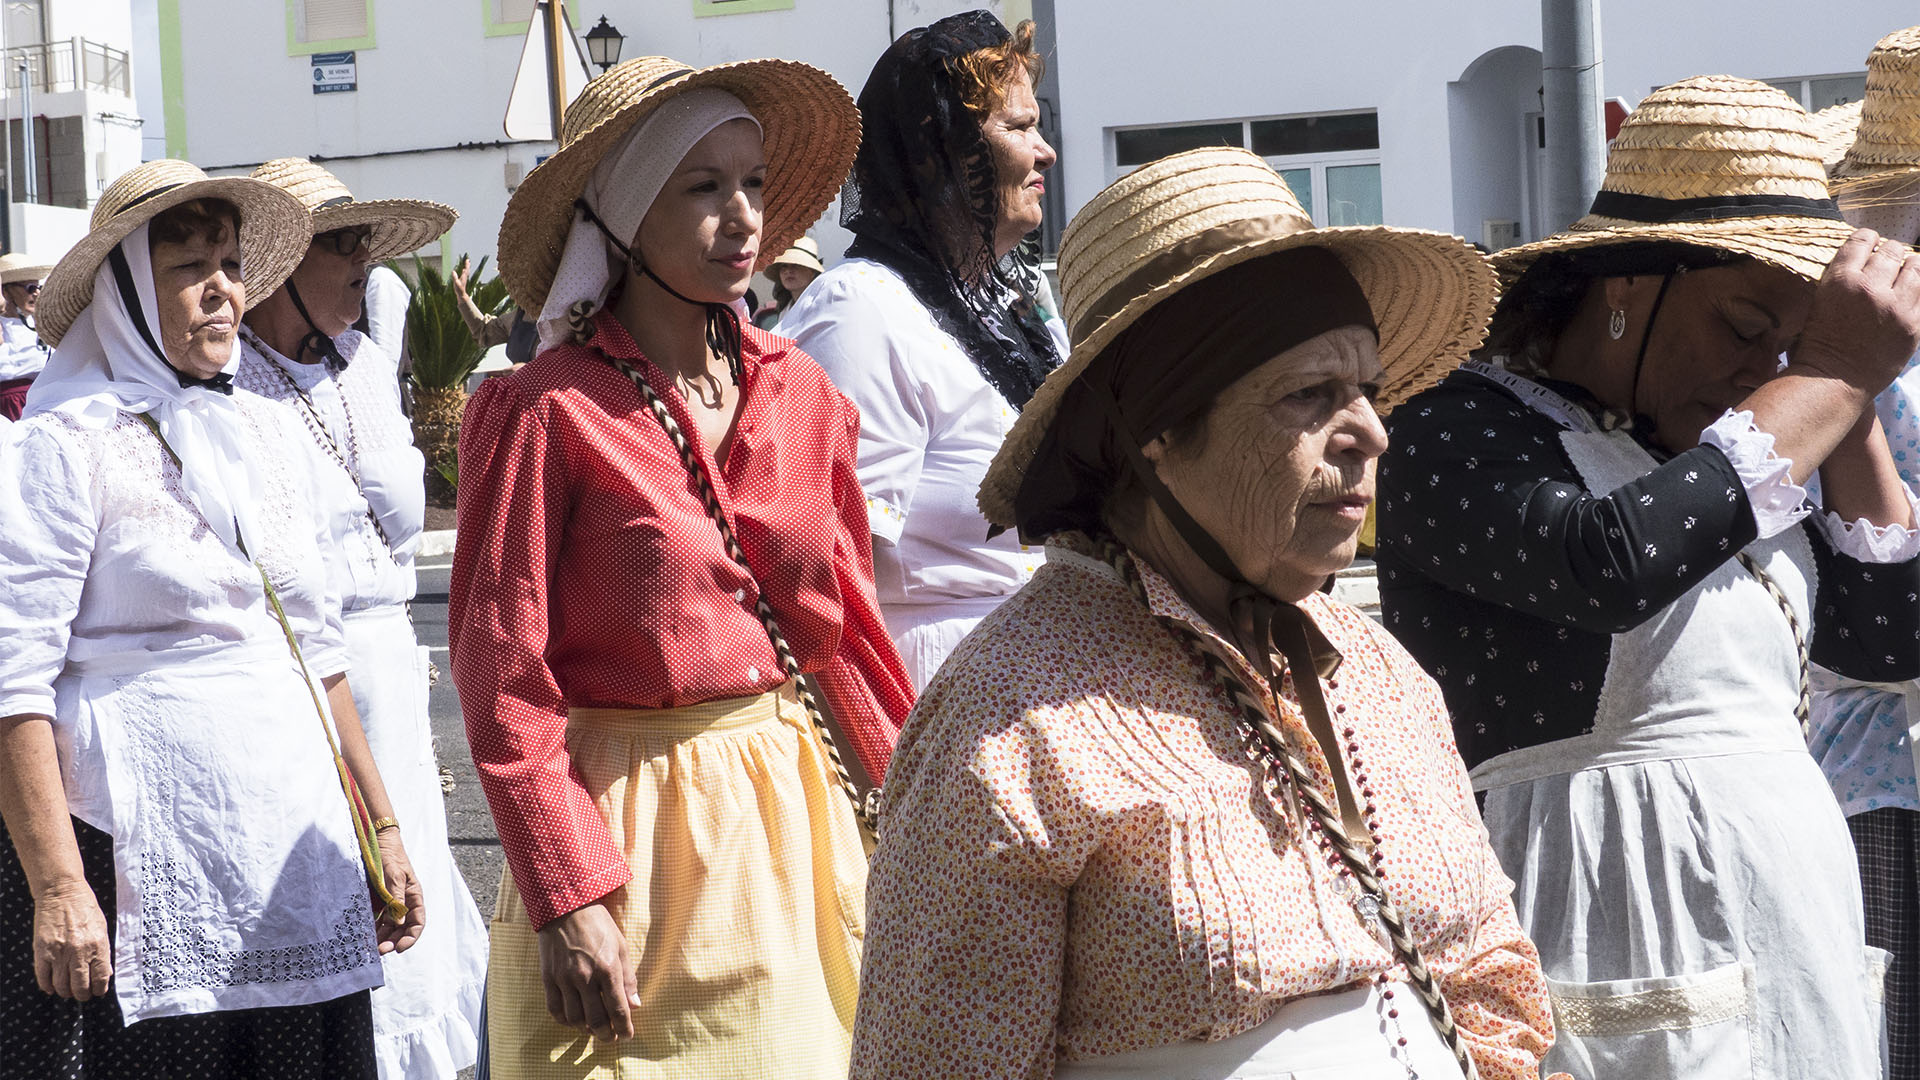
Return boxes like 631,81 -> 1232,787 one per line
235,329 -> 425,610
0,312 -> 47,380
778,258 -> 1065,689
362,265 -> 412,371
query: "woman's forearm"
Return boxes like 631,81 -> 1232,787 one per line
0,714 -> 86,896
1739,372 -> 1877,485
1818,410 -> 1916,529
323,674 -> 397,824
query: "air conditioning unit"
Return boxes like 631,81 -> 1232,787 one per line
1483,220 -> 1521,251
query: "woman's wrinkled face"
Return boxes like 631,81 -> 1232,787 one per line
288,225 -> 373,336
1144,325 -> 1387,602
1605,262 -> 1813,451
150,219 -> 246,380
777,263 -> 818,295
635,118 -> 765,305
983,66 -> 1056,259
4,281 -> 37,317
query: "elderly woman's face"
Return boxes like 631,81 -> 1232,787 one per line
150,219 -> 246,380
286,225 -> 374,337
984,66 -> 1056,259
1602,261 -> 1812,450
635,117 -> 765,305
4,281 -> 37,316
1143,325 -> 1387,602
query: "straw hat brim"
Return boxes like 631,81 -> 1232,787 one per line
1488,213 -> 1857,286
0,263 -> 51,284
768,248 -> 825,274
498,59 -> 859,315
315,198 -> 457,261
978,225 -> 1498,530
38,177 -> 312,347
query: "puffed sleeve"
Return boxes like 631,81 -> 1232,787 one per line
1378,375 -> 1758,634
448,376 -> 631,927
809,393 -> 913,783
0,422 -> 94,719
850,681 -> 1075,1080
779,272 -> 927,546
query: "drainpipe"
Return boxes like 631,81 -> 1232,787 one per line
1540,0 -> 1606,233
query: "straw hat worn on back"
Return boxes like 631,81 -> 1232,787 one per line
0,252 -> 51,285
497,55 -> 860,315
1833,26 -> 1920,196
37,160 -> 312,347
251,158 -> 457,260
979,146 -> 1498,530
1492,75 -> 1856,285
769,236 -> 824,274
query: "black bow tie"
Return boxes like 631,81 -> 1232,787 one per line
175,369 -> 234,395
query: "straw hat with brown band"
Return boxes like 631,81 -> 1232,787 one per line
1832,26 -> 1920,200
37,160 -> 311,348
250,157 -> 457,261
980,146 -> 1499,1079
0,251 -> 52,286
496,54 -> 859,317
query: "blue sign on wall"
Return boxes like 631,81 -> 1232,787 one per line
312,51 -> 357,94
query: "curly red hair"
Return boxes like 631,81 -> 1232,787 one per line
950,19 -> 1045,118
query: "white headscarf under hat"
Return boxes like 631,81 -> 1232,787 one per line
24,223 -> 263,551
536,87 -> 760,350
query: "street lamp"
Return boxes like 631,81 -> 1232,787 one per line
585,16 -> 624,73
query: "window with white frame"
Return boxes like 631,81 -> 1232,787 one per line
1109,111 -> 1382,226
1762,72 -> 1868,110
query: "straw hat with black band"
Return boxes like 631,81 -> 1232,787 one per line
769,236 -> 825,276
0,251 -> 51,286
1832,26 -> 1920,200
251,157 -> 457,261
38,159 -> 311,347
496,54 -> 858,321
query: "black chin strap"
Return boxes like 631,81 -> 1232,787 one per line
576,198 -> 744,386
108,245 -> 233,395
1624,270 -> 1678,433
283,279 -> 349,372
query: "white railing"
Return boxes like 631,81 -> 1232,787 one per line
0,38 -> 132,97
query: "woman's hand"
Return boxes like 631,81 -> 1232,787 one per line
452,256 -> 472,296
1793,228 -> 1920,397
33,879 -> 112,1001
538,900 -> 641,1042
373,827 -> 426,954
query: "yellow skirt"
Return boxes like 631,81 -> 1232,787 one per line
485,685 -> 868,1079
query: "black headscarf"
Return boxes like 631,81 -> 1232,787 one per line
841,10 -> 1061,409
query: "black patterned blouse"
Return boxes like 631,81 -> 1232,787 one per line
1376,368 -> 1920,771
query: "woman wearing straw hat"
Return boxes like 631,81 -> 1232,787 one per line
751,235 -> 822,329
854,147 -> 1561,1080
1375,76 -> 1920,1078
449,54 -> 912,1078
778,11 -> 1067,691
0,251 -> 51,420
0,159 -> 426,1079
234,158 -> 485,1080
1810,27 -> 1920,1078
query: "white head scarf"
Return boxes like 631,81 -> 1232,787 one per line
24,222 -> 263,551
536,87 -> 760,350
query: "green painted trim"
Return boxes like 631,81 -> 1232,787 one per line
483,0 -> 578,39
157,0 -> 188,158
692,0 -> 794,17
285,0 -> 377,56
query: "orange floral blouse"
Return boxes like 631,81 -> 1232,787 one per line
852,533 -> 1557,1079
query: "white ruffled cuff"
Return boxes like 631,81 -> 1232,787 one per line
1698,409 -> 1811,540
1815,483 -> 1920,564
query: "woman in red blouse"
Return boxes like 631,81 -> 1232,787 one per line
448,56 -> 910,1079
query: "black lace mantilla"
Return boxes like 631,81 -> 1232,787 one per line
841,10 -> 1060,409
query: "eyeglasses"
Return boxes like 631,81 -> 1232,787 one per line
313,225 -> 374,256
13,282 -> 37,294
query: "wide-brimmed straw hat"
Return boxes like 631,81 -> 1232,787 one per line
1492,75 -> 1855,285
497,55 -> 859,315
768,236 -> 824,274
0,252 -> 51,285
1813,100 -> 1864,176
38,160 -> 311,347
1832,26 -> 1920,197
251,157 -> 456,261
978,146 -> 1498,530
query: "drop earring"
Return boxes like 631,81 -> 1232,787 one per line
1608,309 -> 1626,340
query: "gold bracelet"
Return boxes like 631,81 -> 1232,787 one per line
371,816 -> 401,834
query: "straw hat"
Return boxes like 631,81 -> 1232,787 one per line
1813,99 -> 1863,176
0,252 -> 51,285
37,160 -> 311,347
251,157 -> 456,260
497,55 -> 859,315
1832,26 -> 1920,196
978,146 -> 1498,529
769,236 -> 824,274
1491,75 -> 1855,285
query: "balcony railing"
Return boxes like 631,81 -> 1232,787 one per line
0,38 -> 132,97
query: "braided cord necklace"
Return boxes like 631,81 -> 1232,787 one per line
244,327 -> 392,550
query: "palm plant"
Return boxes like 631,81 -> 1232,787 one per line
391,254 -> 510,505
